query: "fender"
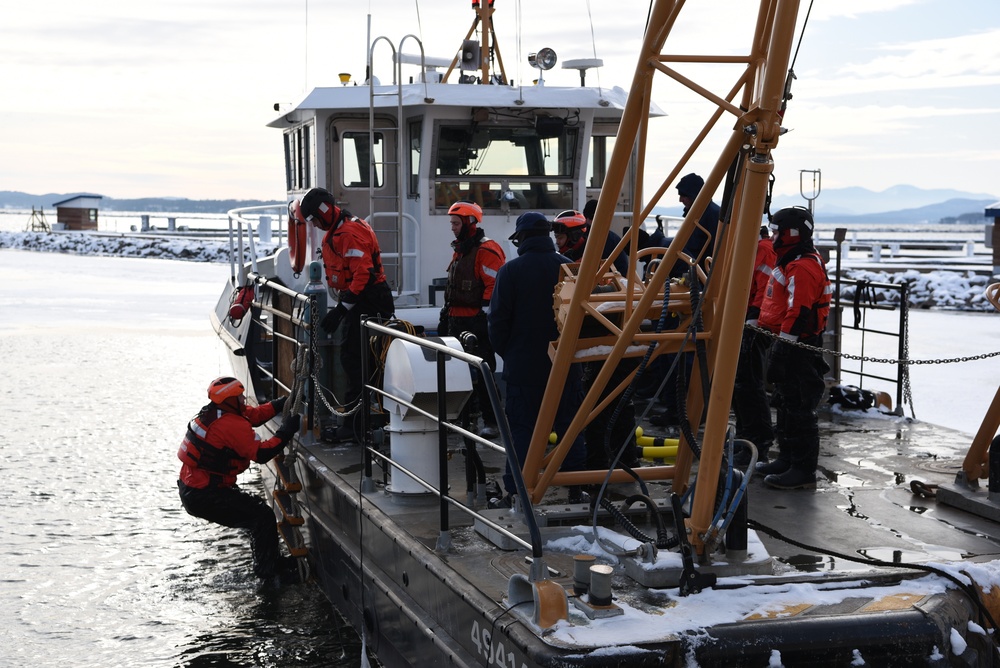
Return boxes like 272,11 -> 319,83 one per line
288,200 -> 308,274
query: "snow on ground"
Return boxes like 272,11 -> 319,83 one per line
841,267 -> 995,311
0,230 -> 276,264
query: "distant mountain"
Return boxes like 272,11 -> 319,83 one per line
810,198 -> 996,225
770,185 -> 998,217
651,185 -> 998,224
0,191 -> 278,214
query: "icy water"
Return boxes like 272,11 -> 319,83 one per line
0,250 -> 364,667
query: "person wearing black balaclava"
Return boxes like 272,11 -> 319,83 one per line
755,206 -> 831,490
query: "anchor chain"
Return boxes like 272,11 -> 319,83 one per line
306,296 -> 361,419
746,324 -> 1000,366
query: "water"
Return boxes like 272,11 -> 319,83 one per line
0,250 -> 362,667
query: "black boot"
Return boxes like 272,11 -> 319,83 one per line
764,468 -> 816,490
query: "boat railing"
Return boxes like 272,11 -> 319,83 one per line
833,277 -> 911,414
360,319 -> 546,561
226,204 -> 288,285
244,272 -> 315,405
240,271 -> 543,557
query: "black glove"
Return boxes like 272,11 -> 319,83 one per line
270,396 -> 287,414
321,303 -> 348,333
767,339 -> 792,384
275,413 -> 301,443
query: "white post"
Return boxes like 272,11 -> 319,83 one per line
258,215 -> 273,244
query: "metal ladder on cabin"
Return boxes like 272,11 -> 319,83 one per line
269,453 -> 309,562
367,36 -> 430,297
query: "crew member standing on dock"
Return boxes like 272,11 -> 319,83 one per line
440,200 -> 505,439
487,212 -> 589,508
295,187 -> 395,413
755,207 -> 831,489
177,377 -> 300,580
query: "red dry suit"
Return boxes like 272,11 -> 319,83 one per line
745,237 -> 777,323
321,215 -> 387,305
177,402 -> 284,489
758,250 -> 831,342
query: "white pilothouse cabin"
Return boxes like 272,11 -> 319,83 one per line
264,23 -> 655,317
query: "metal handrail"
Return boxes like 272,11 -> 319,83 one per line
362,319 -> 545,559
225,203 -> 288,284
837,278 -> 910,413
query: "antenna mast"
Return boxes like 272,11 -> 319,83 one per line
443,0 -> 508,84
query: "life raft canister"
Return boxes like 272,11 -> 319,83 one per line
288,200 -> 308,274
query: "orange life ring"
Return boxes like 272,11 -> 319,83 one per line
287,202 -> 308,274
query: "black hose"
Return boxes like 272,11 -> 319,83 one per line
748,517 -> 1000,654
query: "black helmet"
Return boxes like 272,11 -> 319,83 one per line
769,206 -> 814,254
770,206 -> 814,235
299,187 -> 341,230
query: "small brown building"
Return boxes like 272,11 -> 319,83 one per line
53,194 -> 102,231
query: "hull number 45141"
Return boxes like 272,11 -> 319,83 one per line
470,620 -> 528,668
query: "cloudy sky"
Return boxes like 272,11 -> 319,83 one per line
1,0 -> 997,203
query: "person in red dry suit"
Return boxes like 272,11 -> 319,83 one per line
294,187 -> 395,410
755,207 -> 831,489
177,377 -> 300,579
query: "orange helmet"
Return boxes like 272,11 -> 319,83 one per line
208,376 -> 245,404
448,201 -> 482,241
299,187 -> 341,230
552,210 -> 587,232
447,201 -> 482,223
552,210 -> 588,255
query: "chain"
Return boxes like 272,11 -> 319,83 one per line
899,312 -> 915,415
746,324 -> 1000,366
307,296 -> 361,419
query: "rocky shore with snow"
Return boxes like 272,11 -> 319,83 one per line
2,229 -> 997,312
0,230 -> 276,264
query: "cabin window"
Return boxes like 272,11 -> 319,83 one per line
588,134 -> 616,189
342,131 -> 384,188
283,123 -> 314,191
408,119 -> 422,197
432,122 -> 579,212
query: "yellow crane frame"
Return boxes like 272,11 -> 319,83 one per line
522,0 -> 803,557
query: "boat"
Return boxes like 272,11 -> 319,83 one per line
211,1 -> 1000,665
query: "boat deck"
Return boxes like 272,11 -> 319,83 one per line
273,404 -> 1000,666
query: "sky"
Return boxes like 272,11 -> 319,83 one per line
1,0 -> 998,203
